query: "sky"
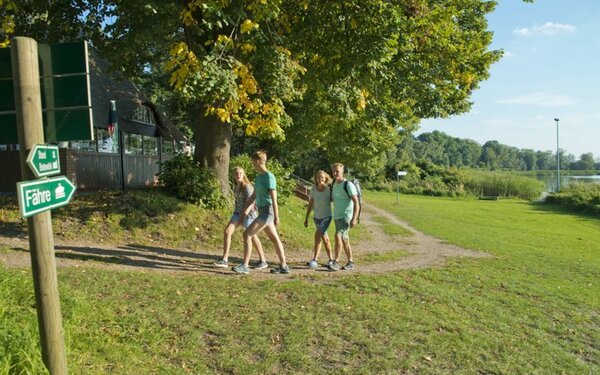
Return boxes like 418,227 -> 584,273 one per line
418,0 -> 600,159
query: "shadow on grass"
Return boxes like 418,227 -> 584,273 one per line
528,201 -> 600,221
53,189 -> 186,231
0,190 -> 191,240
7,243 -> 244,275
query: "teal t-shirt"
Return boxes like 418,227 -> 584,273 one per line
332,180 -> 357,220
254,171 -> 276,208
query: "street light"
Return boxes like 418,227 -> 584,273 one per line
554,118 -> 560,192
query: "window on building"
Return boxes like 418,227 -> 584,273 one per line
162,139 -> 175,155
131,105 -> 156,125
124,133 -> 143,155
70,138 -> 96,152
97,128 -> 119,153
143,136 -> 158,156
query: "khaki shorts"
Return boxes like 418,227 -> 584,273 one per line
334,218 -> 350,240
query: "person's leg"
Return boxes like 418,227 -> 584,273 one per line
333,232 -> 342,262
252,234 -> 268,268
221,221 -> 238,261
241,220 -> 267,267
312,230 -> 323,260
340,225 -> 354,270
263,224 -> 287,266
342,237 -> 353,263
322,233 -> 333,261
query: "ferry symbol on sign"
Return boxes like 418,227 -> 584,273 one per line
17,176 -> 76,218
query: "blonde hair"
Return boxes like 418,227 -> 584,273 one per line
313,170 -> 332,186
331,162 -> 344,171
251,149 -> 267,164
233,166 -> 251,193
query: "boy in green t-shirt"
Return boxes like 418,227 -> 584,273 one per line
232,150 -> 290,275
328,163 -> 360,271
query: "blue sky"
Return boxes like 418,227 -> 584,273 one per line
418,0 -> 600,159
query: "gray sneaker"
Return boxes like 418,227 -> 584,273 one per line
324,259 -> 334,268
232,264 -> 249,274
342,261 -> 355,271
213,259 -> 228,268
306,259 -> 318,269
270,265 -> 290,274
254,260 -> 269,270
327,261 -> 340,271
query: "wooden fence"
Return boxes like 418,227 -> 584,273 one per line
0,149 -> 166,193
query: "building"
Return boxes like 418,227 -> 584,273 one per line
0,49 -> 187,193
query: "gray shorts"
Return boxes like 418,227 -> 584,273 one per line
314,216 -> 332,235
256,205 -> 274,225
334,218 -> 350,240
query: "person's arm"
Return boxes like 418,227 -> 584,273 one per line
270,189 -> 280,226
241,190 -> 257,217
304,197 -> 314,228
350,194 -> 359,228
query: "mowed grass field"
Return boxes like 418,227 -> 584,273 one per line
1,191 -> 599,374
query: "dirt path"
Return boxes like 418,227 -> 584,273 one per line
0,203 -> 489,278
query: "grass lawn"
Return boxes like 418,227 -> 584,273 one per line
1,191 -> 599,374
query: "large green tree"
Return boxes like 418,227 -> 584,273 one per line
281,0 -> 500,176
2,0 -> 507,189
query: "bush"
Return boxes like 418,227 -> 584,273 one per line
157,155 -> 228,209
545,182 -> 600,215
229,154 -> 295,205
461,170 -> 544,200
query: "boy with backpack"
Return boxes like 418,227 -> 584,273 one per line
328,163 -> 360,271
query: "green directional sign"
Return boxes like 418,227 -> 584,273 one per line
17,176 -> 76,218
26,144 -> 61,178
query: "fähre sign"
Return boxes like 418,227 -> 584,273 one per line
17,176 -> 76,218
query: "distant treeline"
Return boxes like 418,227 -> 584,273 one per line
396,131 -> 599,172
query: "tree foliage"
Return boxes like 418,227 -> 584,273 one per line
3,0 -> 510,183
281,0 -> 500,177
396,130 -> 597,173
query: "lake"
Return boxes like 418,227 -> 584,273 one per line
537,174 -> 600,192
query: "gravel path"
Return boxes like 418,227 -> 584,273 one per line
0,202 -> 489,278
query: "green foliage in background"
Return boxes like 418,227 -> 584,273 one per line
546,182 -> 600,215
157,155 -> 228,209
366,164 -> 545,200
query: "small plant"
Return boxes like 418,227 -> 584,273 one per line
157,155 -> 227,209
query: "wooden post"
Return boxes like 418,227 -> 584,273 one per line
12,36 -> 68,375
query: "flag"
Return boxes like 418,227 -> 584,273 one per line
107,100 -> 117,137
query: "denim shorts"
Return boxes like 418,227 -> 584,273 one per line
334,218 -> 350,240
256,205 -> 274,225
314,216 -> 332,235
230,213 -> 256,229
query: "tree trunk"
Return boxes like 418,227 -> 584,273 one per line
193,104 -> 232,196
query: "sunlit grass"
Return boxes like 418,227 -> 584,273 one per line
1,190 -> 598,374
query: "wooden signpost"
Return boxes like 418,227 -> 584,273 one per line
12,37 -> 68,375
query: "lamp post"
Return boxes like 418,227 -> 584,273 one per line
396,171 -> 407,204
554,118 -> 560,192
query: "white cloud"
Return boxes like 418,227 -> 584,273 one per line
513,22 -> 576,37
496,92 -> 576,107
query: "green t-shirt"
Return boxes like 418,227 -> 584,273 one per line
254,171 -> 276,208
332,180 -> 357,220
